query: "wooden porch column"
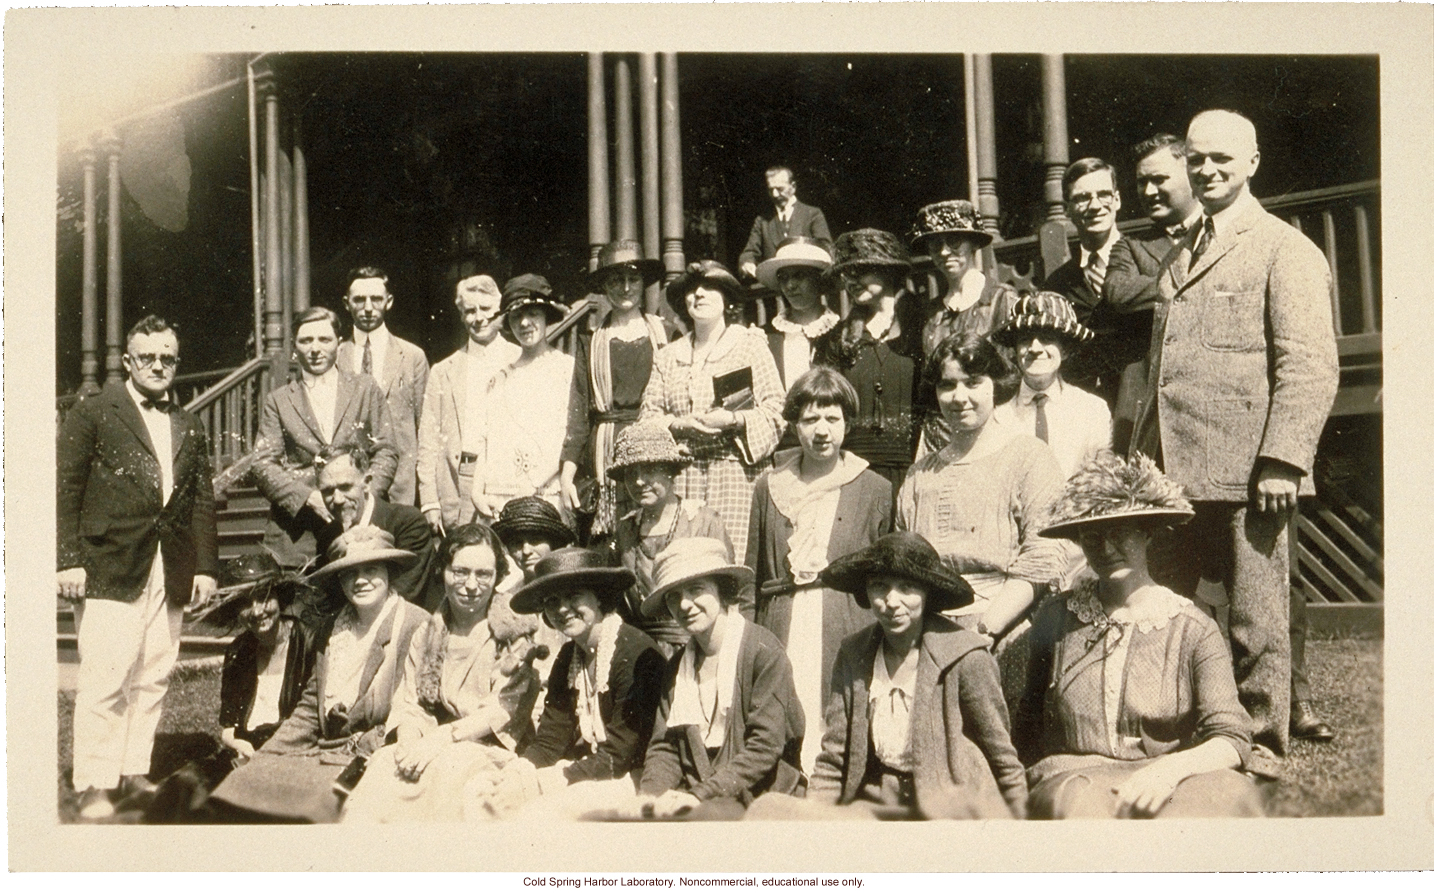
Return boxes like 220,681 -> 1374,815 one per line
293,115 -> 310,312
279,145 -> 295,342
587,53 -> 611,272
101,130 -> 125,383
79,143 -> 101,394
659,53 -> 686,281
1040,54 -> 1071,226
963,55 -> 979,210
972,54 -> 1001,238
638,53 -> 662,314
613,57 -> 638,241
260,74 -> 285,357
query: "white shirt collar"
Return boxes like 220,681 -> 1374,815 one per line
353,324 -> 390,349
1078,226 -> 1122,268
302,365 -> 339,389
1018,378 -> 1065,406
125,379 -> 171,410
1205,188 -> 1260,236
870,643 -> 919,702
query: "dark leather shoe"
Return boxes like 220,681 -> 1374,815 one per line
76,786 -> 116,821
1290,701 -> 1335,742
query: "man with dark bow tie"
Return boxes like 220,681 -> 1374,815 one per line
57,315 -> 219,819
738,166 -> 833,280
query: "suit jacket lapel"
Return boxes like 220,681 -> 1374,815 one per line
352,603 -> 398,716
381,340 -> 405,397
111,386 -> 158,458
451,354 -> 469,443
286,381 -> 327,445
332,371 -> 360,443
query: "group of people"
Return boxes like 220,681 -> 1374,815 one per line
58,108 -> 1339,824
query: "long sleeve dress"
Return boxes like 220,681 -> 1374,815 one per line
1011,583 -> 1263,818
639,325 -> 786,552
475,348 -> 575,519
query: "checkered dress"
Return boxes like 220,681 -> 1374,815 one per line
640,326 -> 785,554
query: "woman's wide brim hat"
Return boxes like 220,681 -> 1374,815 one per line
820,531 -> 975,613
492,495 -> 577,549
510,546 -> 637,615
501,273 -> 568,325
641,537 -> 755,618
830,228 -> 913,275
1040,451 -> 1195,541
191,553 -> 314,625
665,260 -> 745,316
755,236 -> 834,291
588,240 -> 665,292
992,290 -> 1094,347
606,421 -> 692,481
910,199 -> 994,249
309,526 -> 418,580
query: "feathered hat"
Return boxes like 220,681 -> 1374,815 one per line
830,228 -> 913,275
1040,451 -> 1195,540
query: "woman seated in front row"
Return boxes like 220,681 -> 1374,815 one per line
752,532 -> 1027,820
634,537 -> 805,819
340,523 -> 546,823
1012,452 -> 1265,819
209,527 -> 429,823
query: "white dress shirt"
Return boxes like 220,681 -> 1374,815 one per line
126,380 -> 174,503
994,378 -> 1111,479
869,644 -> 919,773
350,325 -> 392,387
301,366 -> 340,443
461,337 -> 523,457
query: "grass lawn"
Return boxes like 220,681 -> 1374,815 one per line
57,637 -> 1383,823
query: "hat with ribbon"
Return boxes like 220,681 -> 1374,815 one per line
991,290 -> 1094,347
910,199 -> 994,249
665,260 -> 746,315
606,421 -> 692,481
830,228 -> 913,275
189,553 -> 316,627
588,239 -> 666,293
491,495 -> 577,549
755,236 -> 834,291
309,526 -> 418,581
509,546 -> 637,615
1040,451 -> 1195,541
501,273 -> 568,325
819,531 -> 975,613
641,537 -> 755,619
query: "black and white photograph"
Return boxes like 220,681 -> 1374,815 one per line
6,1 -> 1432,874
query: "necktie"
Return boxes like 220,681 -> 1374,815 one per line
361,337 -> 373,376
1084,251 -> 1106,296
1032,392 -> 1050,443
1189,217 -> 1214,270
141,397 -> 171,412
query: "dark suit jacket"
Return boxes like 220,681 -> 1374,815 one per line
314,497 -> 436,607
337,333 -> 429,506
1041,246 -> 1150,407
56,381 -> 218,603
1104,232 -> 1179,452
523,622 -> 667,784
739,201 -> 832,267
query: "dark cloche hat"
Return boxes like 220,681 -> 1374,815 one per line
501,274 -> 568,325
830,229 -> 913,275
665,260 -> 745,316
820,531 -> 975,613
1040,451 -> 1195,541
491,495 -> 577,549
910,199 -> 994,249
509,546 -> 637,615
588,240 -> 666,293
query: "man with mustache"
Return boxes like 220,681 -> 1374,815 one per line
336,266 -> 430,508
737,166 -> 832,281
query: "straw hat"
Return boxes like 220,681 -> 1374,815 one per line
820,531 -> 975,613
606,421 -> 692,481
190,553 -> 315,627
640,537 -> 755,618
491,495 -> 577,549
509,547 -> 637,615
755,236 -> 834,290
1040,452 -> 1195,541
588,240 -> 665,293
830,228 -> 913,275
991,290 -> 1094,348
910,199 -> 994,249
501,273 -> 568,325
309,526 -> 418,581
665,260 -> 745,316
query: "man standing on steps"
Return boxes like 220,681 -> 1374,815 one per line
738,166 -> 833,280
416,270 -> 522,535
57,315 -> 219,820
1130,109 -> 1339,773
336,266 -> 430,507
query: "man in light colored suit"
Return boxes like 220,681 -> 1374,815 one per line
335,266 -> 429,507
738,166 -> 832,279
416,272 -> 521,534
1130,110 -> 1339,770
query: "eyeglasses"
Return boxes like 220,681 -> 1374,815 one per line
129,353 -> 179,369
1068,190 -> 1118,211
447,566 -> 497,583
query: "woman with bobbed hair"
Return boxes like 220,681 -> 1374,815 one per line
747,367 -> 893,773
897,334 -> 1065,646
639,261 -> 786,554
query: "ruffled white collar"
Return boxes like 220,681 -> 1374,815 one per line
771,308 -> 839,340
1066,580 -> 1191,635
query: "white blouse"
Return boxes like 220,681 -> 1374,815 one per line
868,644 -> 919,773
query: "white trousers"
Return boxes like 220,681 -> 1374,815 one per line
71,554 -> 183,791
